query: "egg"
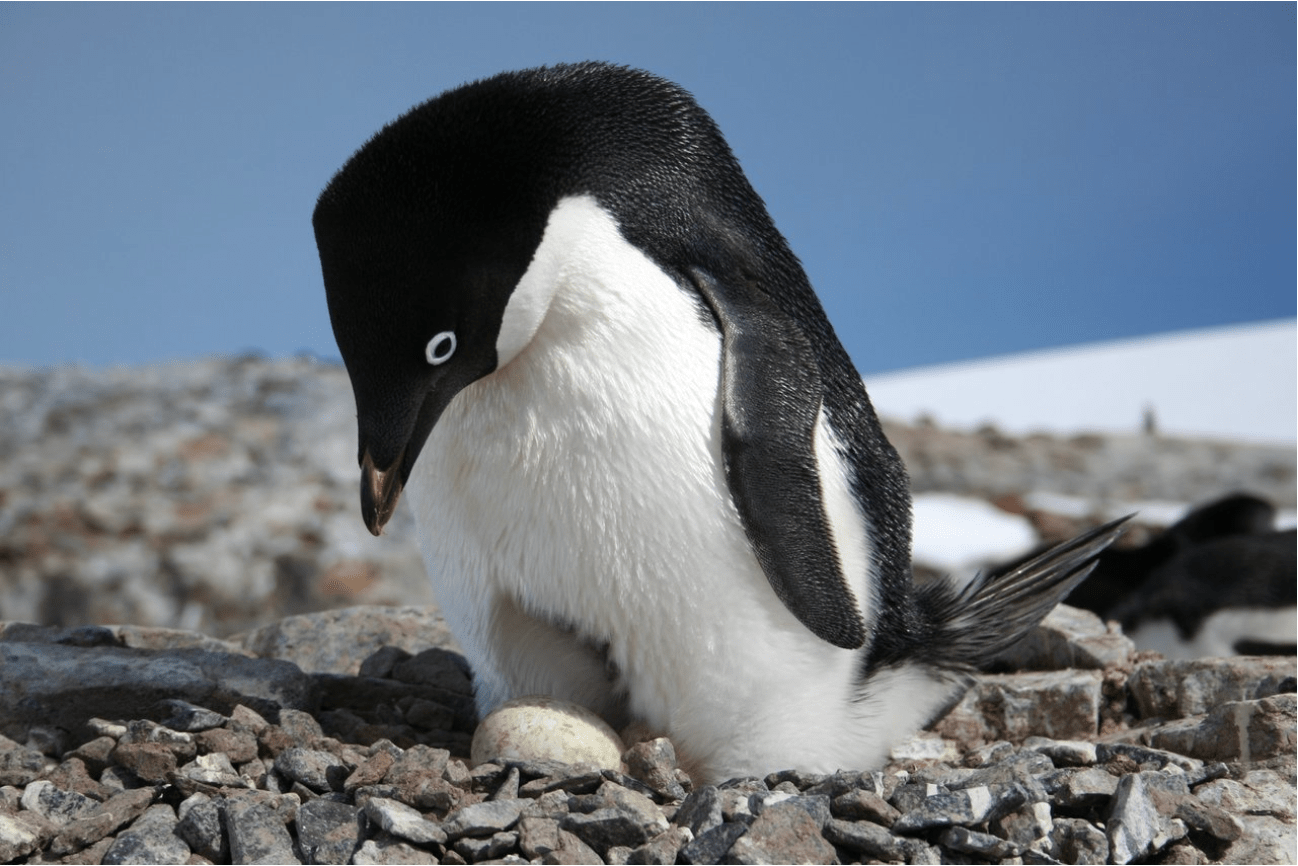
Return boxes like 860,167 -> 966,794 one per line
470,695 -> 626,770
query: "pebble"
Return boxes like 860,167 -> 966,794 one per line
100,804 -> 190,865
0,526 -> 1292,866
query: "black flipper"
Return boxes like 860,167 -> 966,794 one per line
688,266 -> 867,650
918,515 -> 1132,667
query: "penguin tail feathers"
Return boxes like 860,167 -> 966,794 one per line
918,515 -> 1132,668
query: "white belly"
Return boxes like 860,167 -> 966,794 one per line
402,196 -> 940,780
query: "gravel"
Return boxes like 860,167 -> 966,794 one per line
0,604 -> 1292,864
0,357 -> 1293,863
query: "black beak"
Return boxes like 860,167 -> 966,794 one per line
360,446 -> 406,536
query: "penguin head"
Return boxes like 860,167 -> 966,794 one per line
313,86 -> 552,534
313,62 -> 789,536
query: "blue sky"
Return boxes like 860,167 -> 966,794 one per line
2,3 -> 1293,376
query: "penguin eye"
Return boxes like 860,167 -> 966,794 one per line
425,331 -> 457,365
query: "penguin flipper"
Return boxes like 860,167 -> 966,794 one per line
687,266 -> 867,650
920,515 -> 1132,666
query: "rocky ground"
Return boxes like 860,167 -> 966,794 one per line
1,355 -> 1293,638
0,355 -> 1294,864
0,605 -> 1293,865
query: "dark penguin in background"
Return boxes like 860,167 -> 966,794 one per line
1075,494 -> 1296,658
313,62 -> 1126,782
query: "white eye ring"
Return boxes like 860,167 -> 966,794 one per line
425,331 -> 457,365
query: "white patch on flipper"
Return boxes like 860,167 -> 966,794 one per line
812,408 -> 875,631
1128,606 -> 1298,660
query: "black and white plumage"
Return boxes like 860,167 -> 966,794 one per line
1072,494 -> 1296,658
313,62 -> 1126,782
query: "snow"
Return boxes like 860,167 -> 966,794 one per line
884,320 -> 1296,575
910,493 -> 1037,574
864,319 -> 1296,445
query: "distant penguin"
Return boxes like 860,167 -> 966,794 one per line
313,62 -> 1127,782
1079,493 -> 1296,659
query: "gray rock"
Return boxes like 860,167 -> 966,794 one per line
1041,766 -> 1119,810
1095,741 -> 1203,773
157,698 -> 229,732
391,647 -> 474,693
49,786 -> 156,855
1128,656 -> 1297,719
596,779 -> 671,835
224,796 -> 301,865
196,726 -> 260,764
0,743 -> 47,786
888,780 -> 936,814
829,788 -> 900,826
626,826 -> 692,865
297,798 -> 361,864
561,807 -> 655,853
717,787 -> 759,824
801,769 -> 877,799
724,801 -> 835,864
362,797 -> 448,846
677,821 -> 747,865
1147,693 -> 1297,763
489,765 -> 521,800
352,834 -> 440,865
963,740 -> 1016,767
382,746 -> 465,813
675,785 -> 723,835
238,606 -> 460,675
1195,768 -> 1296,821
278,707 -> 326,742
990,604 -> 1135,671
0,812 -> 51,863
892,784 -> 1025,833
518,767 -> 606,798
275,747 -> 349,793
622,737 -> 685,800
748,791 -> 831,829
822,818 -> 937,863
19,779 -> 99,827
933,669 -> 1103,744
543,828 -> 605,864
453,830 -> 519,860
0,641 -> 311,739
1024,735 -> 1098,766
1212,813 -> 1298,866
1146,787 -> 1244,842
1106,772 -> 1187,864
1050,817 -> 1109,864
949,749 -> 1054,790
441,797 -> 525,839
102,803 -> 191,865
991,800 -> 1054,851
939,825 -> 1023,859
177,751 -> 252,790
176,794 -> 228,862
517,816 -> 563,859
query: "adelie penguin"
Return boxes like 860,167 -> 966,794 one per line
313,62 -> 1126,783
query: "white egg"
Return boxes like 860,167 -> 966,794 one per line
470,695 -> 626,770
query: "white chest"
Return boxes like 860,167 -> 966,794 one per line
404,197 -> 789,692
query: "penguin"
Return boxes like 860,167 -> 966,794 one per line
1076,494 -> 1296,659
313,62 -> 1127,783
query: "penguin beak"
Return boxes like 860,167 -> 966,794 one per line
360,446 -> 405,536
